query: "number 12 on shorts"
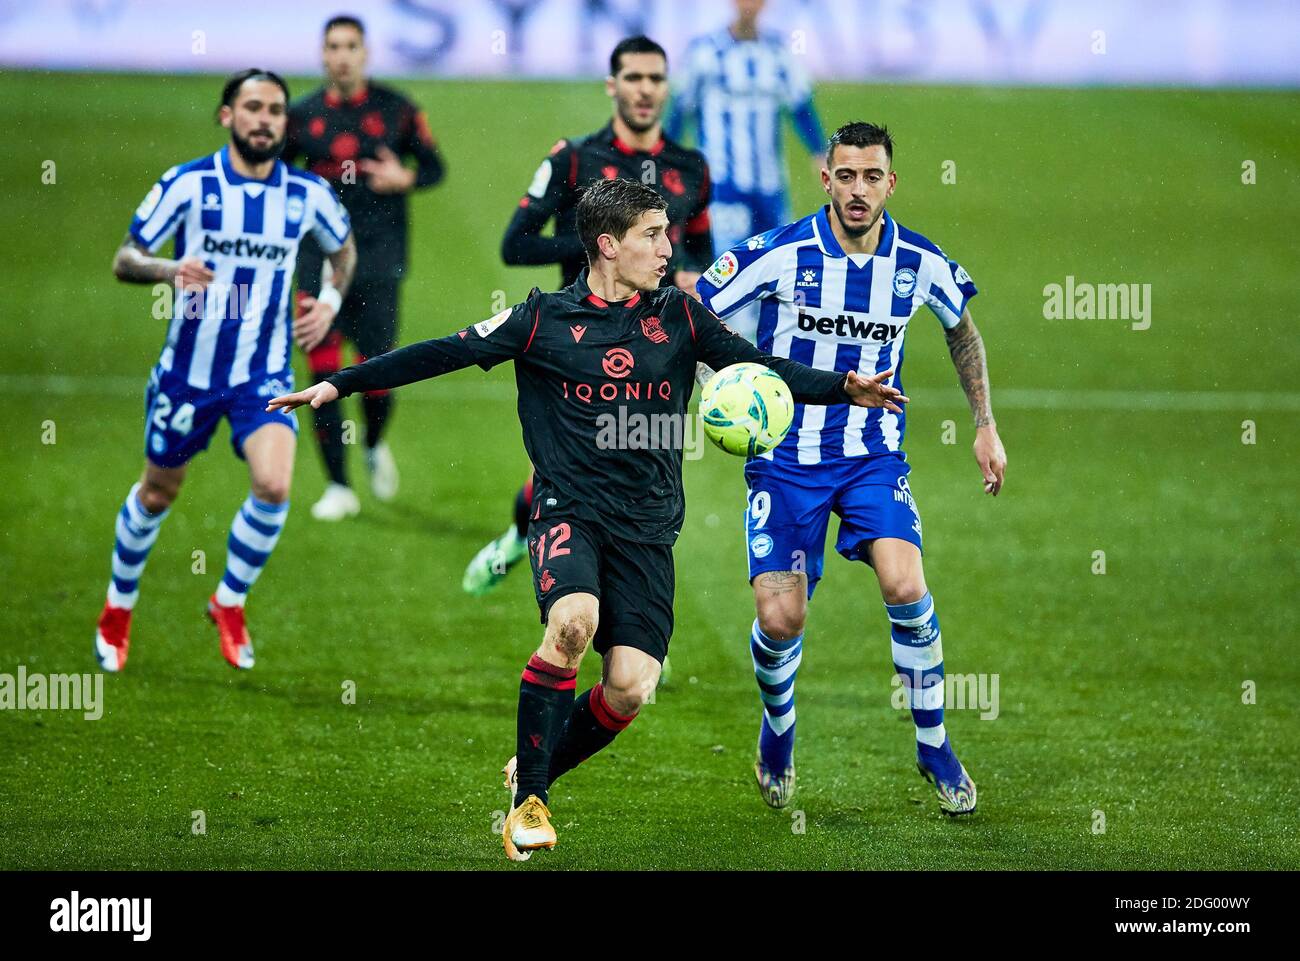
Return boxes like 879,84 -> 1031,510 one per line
532,522 -> 572,563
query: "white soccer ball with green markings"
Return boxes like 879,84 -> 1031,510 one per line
699,362 -> 795,457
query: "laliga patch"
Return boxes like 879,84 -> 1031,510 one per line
892,267 -> 918,298
704,251 -> 739,288
135,183 -> 163,220
527,159 -> 552,199
750,533 -> 774,559
474,308 -> 511,338
954,264 -> 973,286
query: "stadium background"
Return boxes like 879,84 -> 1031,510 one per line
1,0 -> 1296,869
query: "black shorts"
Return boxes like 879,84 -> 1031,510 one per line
527,516 -> 675,663
335,278 -> 400,361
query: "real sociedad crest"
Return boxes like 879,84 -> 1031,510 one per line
892,267 -> 917,298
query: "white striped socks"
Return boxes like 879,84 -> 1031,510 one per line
106,483 -> 169,610
214,494 -> 289,608
751,620 -> 803,750
886,592 -> 946,748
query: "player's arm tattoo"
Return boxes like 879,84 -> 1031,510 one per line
694,361 -> 715,390
111,232 -> 178,284
755,571 -> 803,596
324,233 -> 357,301
944,307 -> 995,428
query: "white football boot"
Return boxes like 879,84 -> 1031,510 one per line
366,442 -> 399,502
310,483 -> 360,521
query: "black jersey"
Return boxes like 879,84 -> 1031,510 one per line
327,270 -> 850,544
501,123 -> 712,287
285,83 -> 445,283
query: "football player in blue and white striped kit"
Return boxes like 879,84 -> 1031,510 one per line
94,69 -> 356,673
666,0 -> 825,336
697,122 -> 1007,816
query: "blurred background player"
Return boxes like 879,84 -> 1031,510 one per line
284,14 -> 445,521
462,35 -> 713,597
665,0 -> 826,341
94,69 -> 355,672
697,122 -> 1006,816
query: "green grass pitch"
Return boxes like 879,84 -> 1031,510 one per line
1,72 -> 1297,869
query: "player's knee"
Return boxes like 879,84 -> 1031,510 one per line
251,476 -> 292,505
602,669 -> 654,716
551,612 -> 596,661
757,607 -> 805,642
880,576 -> 927,607
138,478 -> 179,513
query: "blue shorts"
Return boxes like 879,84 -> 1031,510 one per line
743,453 -> 923,598
143,369 -> 298,468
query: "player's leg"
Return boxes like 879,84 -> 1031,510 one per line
302,292 -> 357,521
207,408 -> 297,670
836,469 -> 975,815
95,460 -> 187,671
744,461 -> 833,807
462,468 -> 534,596
352,279 -> 401,501
95,375 -> 223,671
502,516 -> 603,858
546,538 -> 673,789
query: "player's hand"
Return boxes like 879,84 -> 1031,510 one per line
266,381 -> 339,413
843,369 -> 909,413
974,424 -> 1007,496
293,296 -> 336,352
358,146 -> 415,194
673,270 -> 703,301
171,257 -> 214,292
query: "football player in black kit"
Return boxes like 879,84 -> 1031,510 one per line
283,14 -> 446,522
462,35 -> 713,597
268,178 -> 906,861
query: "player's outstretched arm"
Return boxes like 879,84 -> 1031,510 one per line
111,233 -> 212,288
944,307 -> 1006,495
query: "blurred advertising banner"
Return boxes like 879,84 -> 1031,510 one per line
2,0 -> 1297,86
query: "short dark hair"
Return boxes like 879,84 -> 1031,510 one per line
218,69 -> 290,115
324,14 -> 365,37
609,35 -> 667,76
826,121 -> 894,166
576,178 -> 668,261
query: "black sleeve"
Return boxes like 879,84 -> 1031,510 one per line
686,297 -> 849,405
398,100 -> 445,190
500,141 -> 586,267
327,332 -> 475,398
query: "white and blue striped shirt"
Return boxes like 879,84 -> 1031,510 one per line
697,206 -> 977,466
666,27 -> 823,198
128,145 -> 351,392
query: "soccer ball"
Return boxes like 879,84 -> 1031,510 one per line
699,362 -> 795,457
